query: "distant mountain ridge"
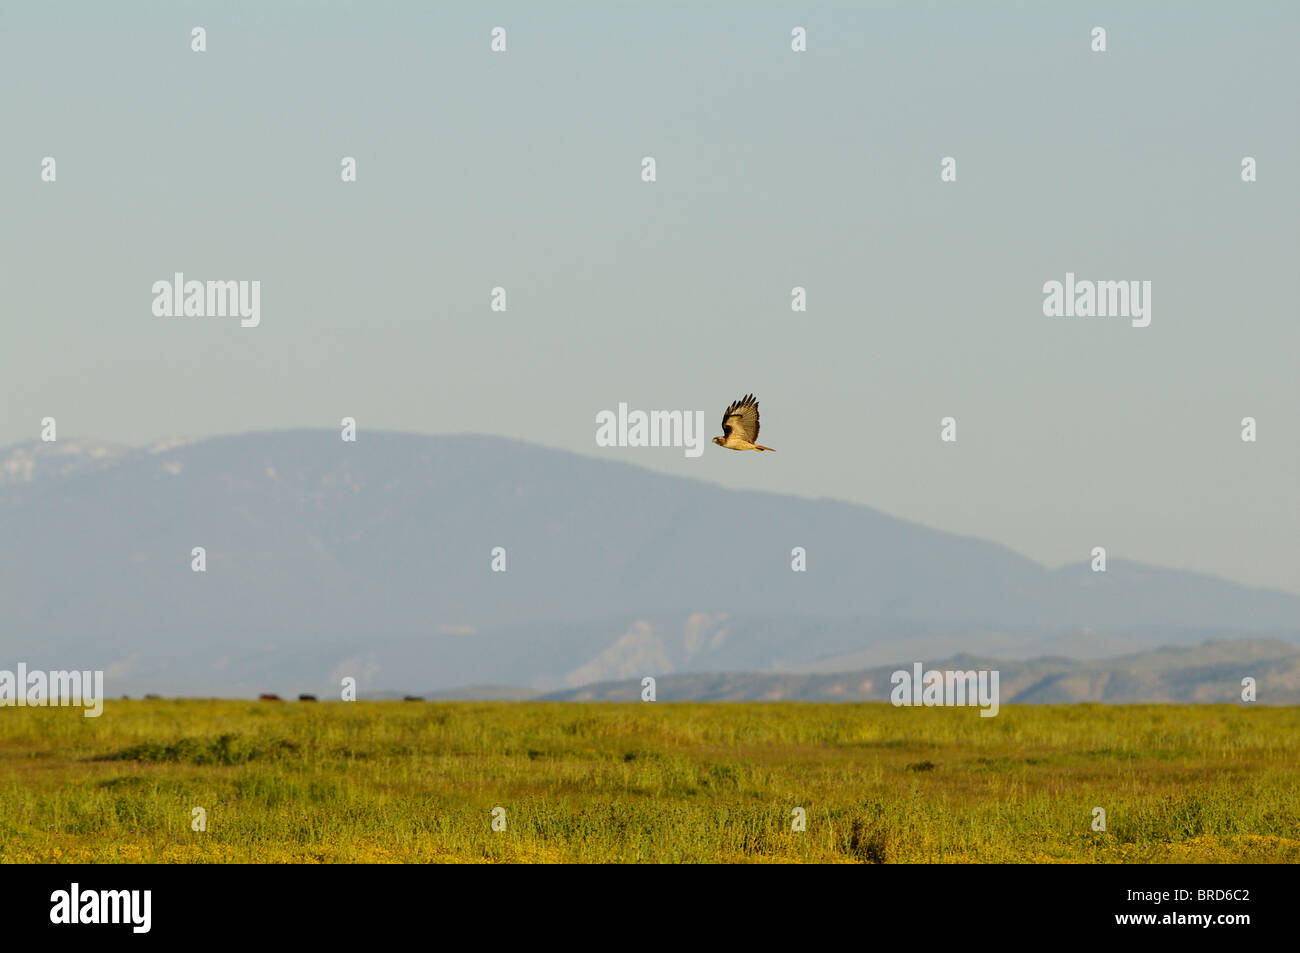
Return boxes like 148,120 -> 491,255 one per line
531,639 -> 1300,704
1,430 -> 1296,697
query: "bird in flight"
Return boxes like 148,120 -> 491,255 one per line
713,393 -> 775,451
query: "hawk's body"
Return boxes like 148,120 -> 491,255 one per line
713,393 -> 775,451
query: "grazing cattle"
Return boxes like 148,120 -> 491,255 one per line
403,695 -> 424,702
298,693 -> 317,702
143,693 -> 162,700
258,693 -> 282,701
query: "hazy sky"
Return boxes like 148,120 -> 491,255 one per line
3,1 -> 1297,594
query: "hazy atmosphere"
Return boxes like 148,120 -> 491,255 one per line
3,3 -> 1299,881
3,2 -> 1296,599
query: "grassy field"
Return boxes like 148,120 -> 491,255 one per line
1,700 -> 1296,863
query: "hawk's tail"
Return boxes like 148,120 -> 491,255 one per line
756,445 -> 775,452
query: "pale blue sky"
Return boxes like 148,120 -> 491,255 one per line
3,1 -> 1297,593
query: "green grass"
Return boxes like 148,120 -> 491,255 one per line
1,700 -> 1296,863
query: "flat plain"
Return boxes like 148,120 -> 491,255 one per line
1,700 -> 1296,863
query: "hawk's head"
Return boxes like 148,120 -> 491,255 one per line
712,436 -> 725,446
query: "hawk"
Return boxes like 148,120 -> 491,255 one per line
713,393 -> 775,451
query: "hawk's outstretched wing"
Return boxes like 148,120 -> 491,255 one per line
721,393 -> 760,443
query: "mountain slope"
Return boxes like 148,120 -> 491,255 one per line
539,639 -> 1300,704
0,430 -> 1295,695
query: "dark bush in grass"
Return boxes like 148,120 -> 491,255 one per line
94,733 -> 298,766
